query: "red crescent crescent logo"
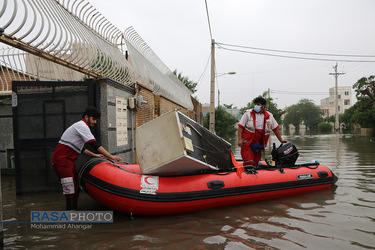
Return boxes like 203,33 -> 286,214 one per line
144,177 -> 154,185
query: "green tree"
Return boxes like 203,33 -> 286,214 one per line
283,99 -> 323,130
318,122 -> 333,132
299,99 -> 323,130
173,69 -> 198,93
204,106 -> 238,141
341,76 -> 375,132
223,104 -> 237,109
239,91 -> 285,124
283,104 -> 303,130
353,75 -> 375,108
323,115 -> 335,123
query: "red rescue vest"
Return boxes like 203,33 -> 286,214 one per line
241,109 -> 272,149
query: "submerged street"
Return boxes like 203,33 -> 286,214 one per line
2,132 -> 375,249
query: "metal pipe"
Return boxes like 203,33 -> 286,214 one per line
3,0 -> 17,30
10,0 -> 28,37
0,0 -> 8,19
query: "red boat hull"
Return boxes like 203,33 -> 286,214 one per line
79,158 -> 337,215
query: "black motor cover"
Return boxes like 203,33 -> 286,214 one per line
272,142 -> 299,166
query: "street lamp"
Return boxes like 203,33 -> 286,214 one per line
217,72 -> 236,107
216,71 -> 236,78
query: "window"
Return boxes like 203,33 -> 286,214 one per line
345,91 -> 349,95
344,100 -> 350,105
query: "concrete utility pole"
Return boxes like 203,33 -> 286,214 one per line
329,63 -> 345,131
209,39 -> 216,133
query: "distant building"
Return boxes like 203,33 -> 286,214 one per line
202,104 -> 242,120
225,108 -> 242,120
320,86 -> 353,117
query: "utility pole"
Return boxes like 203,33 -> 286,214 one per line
209,39 -> 216,133
268,88 -> 272,152
218,89 -> 220,108
329,63 -> 345,131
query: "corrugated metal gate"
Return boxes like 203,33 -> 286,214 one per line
12,80 -> 97,194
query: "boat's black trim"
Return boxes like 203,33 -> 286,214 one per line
81,173 -> 336,203
78,158 -> 337,203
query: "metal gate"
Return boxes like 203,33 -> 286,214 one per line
12,80 -> 97,194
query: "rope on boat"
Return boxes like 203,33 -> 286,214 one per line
78,158 -> 321,180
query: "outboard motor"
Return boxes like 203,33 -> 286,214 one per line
272,142 -> 299,166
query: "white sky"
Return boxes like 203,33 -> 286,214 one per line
90,0 -> 375,109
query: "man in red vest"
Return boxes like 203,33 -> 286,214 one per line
238,97 -> 287,166
52,107 -> 122,210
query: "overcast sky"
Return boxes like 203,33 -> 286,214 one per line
90,0 -> 375,109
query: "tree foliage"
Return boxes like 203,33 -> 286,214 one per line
283,99 -> 323,130
353,75 -> 375,108
323,115 -> 335,123
341,76 -> 375,130
223,104 -> 236,109
318,122 -> 333,133
173,69 -> 198,93
204,106 -> 238,141
239,91 -> 284,124
283,104 -> 303,129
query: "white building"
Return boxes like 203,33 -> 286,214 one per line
320,86 -> 353,117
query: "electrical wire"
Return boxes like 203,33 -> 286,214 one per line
216,43 -> 375,63
204,0 -> 213,40
270,89 -> 355,96
216,42 -> 375,58
196,52 -> 211,90
271,89 -> 328,96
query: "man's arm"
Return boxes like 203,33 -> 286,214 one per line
85,140 -> 122,162
273,127 -> 287,143
96,146 -> 122,162
237,126 -> 244,148
82,149 -> 104,159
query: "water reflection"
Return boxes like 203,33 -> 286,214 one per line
232,131 -> 375,167
204,188 -> 337,249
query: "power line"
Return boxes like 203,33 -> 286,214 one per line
204,0 -> 213,40
271,89 -> 355,97
216,42 -> 375,58
216,43 -> 375,63
196,52 -> 211,90
270,89 -> 329,96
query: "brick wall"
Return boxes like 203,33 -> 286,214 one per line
154,95 -> 203,125
0,66 -> 35,92
135,86 -> 155,127
136,91 -> 202,128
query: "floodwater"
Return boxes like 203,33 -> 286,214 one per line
2,132 -> 375,249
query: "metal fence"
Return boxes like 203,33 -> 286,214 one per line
0,0 -> 135,85
0,0 -> 193,109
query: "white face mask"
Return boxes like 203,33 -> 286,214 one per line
254,105 -> 261,113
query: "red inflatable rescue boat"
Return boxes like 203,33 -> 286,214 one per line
79,156 -> 337,215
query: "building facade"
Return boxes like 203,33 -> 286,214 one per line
320,86 -> 353,117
